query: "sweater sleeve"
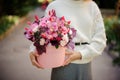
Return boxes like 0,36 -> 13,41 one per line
29,43 -> 36,53
79,2 -> 107,60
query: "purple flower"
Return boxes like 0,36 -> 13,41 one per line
70,28 -> 77,38
67,41 -> 75,50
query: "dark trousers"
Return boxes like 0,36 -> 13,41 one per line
51,63 -> 92,80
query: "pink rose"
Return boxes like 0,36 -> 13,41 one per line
47,35 -> 53,39
39,21 -> 47,27
61,26 -> 69,34
52,22 -> 58,31
29,23 -> 39,32
52,32 -> 58,37
41,33 -> 47,38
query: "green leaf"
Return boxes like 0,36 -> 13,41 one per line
55,45 -> 59,49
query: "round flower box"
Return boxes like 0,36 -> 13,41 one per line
36,46 -> 66,68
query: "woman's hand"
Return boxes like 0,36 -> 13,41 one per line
63,50 -> 82,66
29,52 -> 44,69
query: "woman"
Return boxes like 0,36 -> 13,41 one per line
29,0 -> 107,80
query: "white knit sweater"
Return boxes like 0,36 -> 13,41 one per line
30,0 -> 107,64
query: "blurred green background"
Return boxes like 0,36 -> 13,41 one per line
0,0 -> 120,66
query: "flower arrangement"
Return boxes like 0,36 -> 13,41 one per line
24,9 -> 76,55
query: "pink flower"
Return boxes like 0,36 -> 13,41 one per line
56,37 -> 62,41
61,26 -> 69,34
49,9 -> 56,17
47,35 -> 53,39
25,33 -> 31,39
34,15 -> 39,21
29,23 -> 39,32
49,16 -> 57,22
51,22 -> 58,31
52,32 -> 58,38
39,17 -> 48,27
67,21 -> 71,25
39,20 -> 47,27
41,33 -> 46,38
60,16 -> 65,21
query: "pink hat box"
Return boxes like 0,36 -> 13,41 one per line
36,46 -> 66,68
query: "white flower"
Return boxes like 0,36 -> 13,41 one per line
62,34 -> 69,43
39,38 -> 45,45
69,29 -> 72,35
60,40 -> 67,47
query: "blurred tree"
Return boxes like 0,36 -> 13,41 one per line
116,0 -> 120,16
0,0 -> 3,17
0,0 -> 39,17
94,0 -> 118,9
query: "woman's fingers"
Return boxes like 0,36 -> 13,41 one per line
63,57 -> 71,66
65,52 -> 72,55
34,51 -> 39,57
29,52 -> 44,69
31,59 -> 44,69
63,51 -> 82,66
63,52 -> 73,66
